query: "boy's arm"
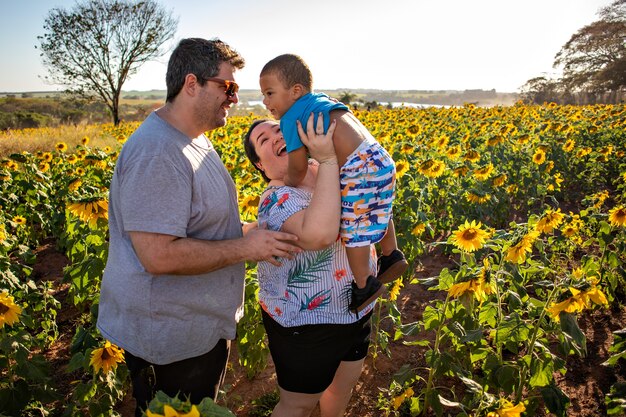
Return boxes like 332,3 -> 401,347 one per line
284,147 -> 308,187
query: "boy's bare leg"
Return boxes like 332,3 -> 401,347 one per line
346,245 -> 385,313
379,219 -> 399,256
346,246 -> 372,288
377,219 -> 409,283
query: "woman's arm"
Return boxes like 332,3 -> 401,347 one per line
281,114 -> 340,250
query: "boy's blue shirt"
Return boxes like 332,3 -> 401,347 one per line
280,92 -> 349,153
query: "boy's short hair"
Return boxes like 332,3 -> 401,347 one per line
261,54 -> 313,91
166,38 -> 245,102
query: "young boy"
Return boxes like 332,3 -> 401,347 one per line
259,54 -> 408,313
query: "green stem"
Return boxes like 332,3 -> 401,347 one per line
371,301 -> 383,368
515,284 -> 559,403
424,292 -> 451,412
494,257 -> 506,364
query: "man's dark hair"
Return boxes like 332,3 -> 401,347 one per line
244,119 -> 271,182
260,54 -> 312,91
166,38 -> 245,102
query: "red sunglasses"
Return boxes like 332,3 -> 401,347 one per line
204,77 -> 239,98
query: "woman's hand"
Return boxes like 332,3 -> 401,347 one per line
297,112 -> 337,164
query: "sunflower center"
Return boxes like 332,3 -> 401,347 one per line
101,349 -> 112,361
463,229 -> 478,240
0,303 -> 9,315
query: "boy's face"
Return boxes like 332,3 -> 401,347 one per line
260,72 -> 300,119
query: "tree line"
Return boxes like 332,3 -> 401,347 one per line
520,0 -> 625,105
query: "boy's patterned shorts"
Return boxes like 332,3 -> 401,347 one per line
340,140 -> 396,247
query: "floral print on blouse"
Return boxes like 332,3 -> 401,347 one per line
257,185 -> 376,327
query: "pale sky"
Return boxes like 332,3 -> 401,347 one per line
0,0 -> 614,93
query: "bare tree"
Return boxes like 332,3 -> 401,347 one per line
38,0 -> 178,125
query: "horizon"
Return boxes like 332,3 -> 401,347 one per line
0,87 -> 519,95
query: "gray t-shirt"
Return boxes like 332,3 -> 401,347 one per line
97,112 -> 245,364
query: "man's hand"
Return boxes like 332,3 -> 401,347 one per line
242,227 -> 301,266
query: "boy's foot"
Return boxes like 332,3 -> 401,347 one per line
349,275 -> 386,313
377,249 -> 409,283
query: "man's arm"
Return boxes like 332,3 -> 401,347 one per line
129,228 -> 300,275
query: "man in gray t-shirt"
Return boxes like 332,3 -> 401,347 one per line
97,38 -> 300,417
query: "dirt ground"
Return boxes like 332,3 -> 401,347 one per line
34,241 -> 626,416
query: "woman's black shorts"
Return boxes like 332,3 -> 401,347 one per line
262,310 -> 372,394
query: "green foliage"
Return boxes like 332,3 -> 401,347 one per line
144,391 -> 235,417
248,390 -> 280,417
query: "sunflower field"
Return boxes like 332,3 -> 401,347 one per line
0,102 -> 625,416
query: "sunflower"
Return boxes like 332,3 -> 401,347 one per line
505,230 -> 539,264
55,142 -> 68,152
42,152 -> 53,162
535,209 -> 564,234
392,387 -> 415,411
38,162 -> 50,173
90,340 -> 125,374
486,135 -> 504,147
433,134 -> 449,150
517,134 -> 530,144
418,159 -> 445,178
576,147 -> 592,158
487,399 -> 526,417
450,220 -> 489,252
68,179 -> 83,192
561,222 -> 579,238
452,166 -> 469,177
562,139 -> 575,152
492,174 -> 507,187
0,224 -> 6,243
146,405 -> 200,417
395,160 -> 410,178
547,283 -> 608,322
389,279 -> 404,302
240,195 -> 260,218
448,272 -> 494,301
592,190 -> 609,209
466,191 -> 491,204
67,154 -> 78,164
400,143 -> 414,153
75,167 -> 86,176
12,215 -> 26,226
5,160 -> 19,170
599,145 -> 613,157
81,136 -> 90,146
0,291 -> 22,328
609,206 -> 626,227
446,145 -> 461,159
473,164 -> 494,181
67,199 -> 108,227
532,149 -> 546,165
411,223 -> 426,236
463,150 -> 480,163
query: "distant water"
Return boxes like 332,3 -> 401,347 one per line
245,100 -> 445,108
